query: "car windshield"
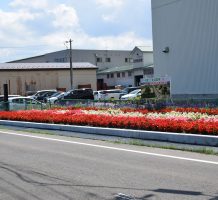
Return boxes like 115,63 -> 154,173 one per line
56,93 -> 65,98
50,92 -> 61,98
129,89 -> 141,94
122,88 -> 129,93
122,88 -> 138,93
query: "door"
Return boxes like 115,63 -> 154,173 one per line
97,79 -> 104,90
134,75 -> 143,86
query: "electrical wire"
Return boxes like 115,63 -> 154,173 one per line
0,45 -> 49,49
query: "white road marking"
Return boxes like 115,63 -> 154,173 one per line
0,130 -> 218,165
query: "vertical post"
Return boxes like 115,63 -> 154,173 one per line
3,84 -> 9,111
69,39 -> 73,90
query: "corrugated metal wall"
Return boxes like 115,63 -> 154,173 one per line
152,0 -> 218,96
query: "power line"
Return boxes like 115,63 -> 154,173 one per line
0,45 -> 49,49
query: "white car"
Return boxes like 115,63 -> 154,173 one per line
120,89 -> 141,100
97,89 -> 123,100
0,95 -> 21,102
93,91 -> 106,100
8,97 -> 46,110
46,92 -> 65,104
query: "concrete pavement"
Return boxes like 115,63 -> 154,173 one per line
0,130 -> 218,200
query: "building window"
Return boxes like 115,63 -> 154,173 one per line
97,57 -> 102,62
133,58 -> 143,63
122,72 -> 125,77
107,74 -> 110,79
105,57 -> 111,62
144,68 -> 154,75
117,72 -> 120,78
125,58 -> 129,63
54,58 -> 66,62
128,71 -> 132,77
110,73 -> 114,78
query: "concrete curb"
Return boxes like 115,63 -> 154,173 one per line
0,120 -> 218,147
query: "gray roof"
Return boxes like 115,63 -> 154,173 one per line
98,64 -> 153,74
8,49 -> 131,63
136,46 -> 153,52
0,62 -> 97,70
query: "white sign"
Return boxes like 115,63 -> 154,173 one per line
141,77 -> 171,86
140,76 -> 171,99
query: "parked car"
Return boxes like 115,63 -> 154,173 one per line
120,89 -> 141,100
97,89 -> 123,100
45,92 -> 65,104
93,91 -> 106,100
36,91 -> 59,102
119,87 -> 140,98
64,88 -> 94,100
28,89 -> 57,100
0,95 -> 21,102
8,97 -> 46,110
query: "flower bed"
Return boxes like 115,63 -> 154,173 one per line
0,107 -> 218,135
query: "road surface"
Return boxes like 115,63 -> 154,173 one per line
0,130 -> 218,200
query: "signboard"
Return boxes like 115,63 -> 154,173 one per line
140,77 -> 171,99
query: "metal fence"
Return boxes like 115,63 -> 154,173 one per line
1,98 -> 218,111
52,98 -> 218,109
0,101 -> 49,111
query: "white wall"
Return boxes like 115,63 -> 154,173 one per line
152,0 -> 218,95
98,72 -> 134,88
143,53 -> 153,66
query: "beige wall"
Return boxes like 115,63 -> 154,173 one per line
57,69 -> 97,91
0,69 -> 97,95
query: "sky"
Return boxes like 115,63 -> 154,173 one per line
0,0 -> 152,62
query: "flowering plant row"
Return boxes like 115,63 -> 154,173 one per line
0,107 -> 218,135
66,106 -> 218,115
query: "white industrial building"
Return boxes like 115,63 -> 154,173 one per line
152,0 -> 218,98
9,49 -> 131,72
97,46 -> 153,88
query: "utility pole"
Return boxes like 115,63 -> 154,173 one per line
66,39 -> 73,89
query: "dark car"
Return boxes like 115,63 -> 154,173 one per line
64,88 -> 94,100
28,90 -> 57,100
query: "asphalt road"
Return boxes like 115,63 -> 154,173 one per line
0,130 -> 218,200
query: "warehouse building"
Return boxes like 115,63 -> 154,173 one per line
9,49 -> 131,72
152,0 -> 218,98
0,63 -> 97,95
